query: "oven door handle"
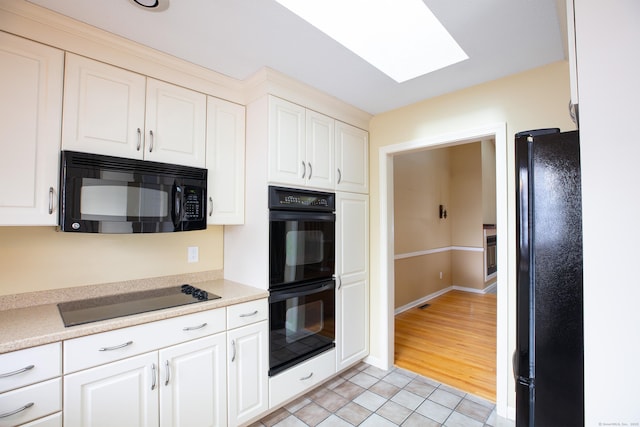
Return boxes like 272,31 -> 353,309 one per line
270,282 -> 335,302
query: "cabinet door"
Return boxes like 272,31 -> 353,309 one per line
62,53 -> 146,159
0,33 -> 63,225
63,352 -> 159,427
268,96 -> 306,187
335,122 -> 369,193
335,193 -> 369,370
145,78 -> 206,168
206,96 -> 246,224
306,110 -> 335,190
159,334 -> 227,427
227,321 -> 268,427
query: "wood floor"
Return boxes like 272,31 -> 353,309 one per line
394,290 -> 497,402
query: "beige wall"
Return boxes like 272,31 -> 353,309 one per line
369,60 -> 575,412
393,149 -> 451,253
0,226 -> 223,296
393,149 -> 452,307
394,141 -> 492,305
450,143 -> 483,247
394,252 -> 450,308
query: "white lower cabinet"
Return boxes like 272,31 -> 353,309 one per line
0,343 -> 61,427
20,413 -> 62,427
269,349 -> 336,409
335,192 -> 369,371
63,352 -> 159,427
0,378 -> 61,427
226,301 -> 269,427
159,334 -> 227,427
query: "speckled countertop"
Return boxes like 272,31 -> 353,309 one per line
0,271 -> 268,354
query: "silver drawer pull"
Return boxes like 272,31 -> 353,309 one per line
99,341 -> 133,352
239,310 -> 258,318
0,364 -> 34,378
0,402 -> 34,419
300,372 -> 313,381
183,322 -> 207,331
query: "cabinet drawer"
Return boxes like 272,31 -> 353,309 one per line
269,349 -> 336,409
0,378 -> 61,427
21,412 -> 61,427
0,343 -> 61,393
64,307 -> 225,373
227,299 -> 268,329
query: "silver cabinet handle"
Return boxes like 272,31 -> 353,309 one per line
148,130 -> 154,152
151,363 -> 157,390
136,127 -> 142,151
239,310 -> 258,318
231,340 -> 236,362
300,372 -> 313,381
99,341 -> 133,352
337,168 -> 342,184
0,402 -> 34,419
333,275 -> 342,290
209,196 -> 213,217
183,322 -> 207,331
164,360 -> 170,386
48,187 -> 54,215
0,364 -> 34,378
308,162 -> 312,180
301,161 -> 306,179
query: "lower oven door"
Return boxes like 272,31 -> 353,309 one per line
269,280 -> 335,376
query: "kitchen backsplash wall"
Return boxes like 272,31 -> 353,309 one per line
0,226 -> 223,296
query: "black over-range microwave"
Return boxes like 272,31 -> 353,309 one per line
59,151 -> 207,233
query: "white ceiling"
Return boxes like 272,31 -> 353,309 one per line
26,0 -> 567,115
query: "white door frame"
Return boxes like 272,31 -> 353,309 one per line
378,122 -> 509,417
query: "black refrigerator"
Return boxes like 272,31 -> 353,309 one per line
514,129 -> 584,426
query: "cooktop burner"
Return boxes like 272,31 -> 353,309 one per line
57,284 -> 220,327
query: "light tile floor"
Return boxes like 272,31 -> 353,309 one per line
252,362 -> 513,427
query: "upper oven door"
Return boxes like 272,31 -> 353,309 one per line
269,210 -> 335,288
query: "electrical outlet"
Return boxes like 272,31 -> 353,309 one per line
187,246 -> 199,263
439,271 -> 443,279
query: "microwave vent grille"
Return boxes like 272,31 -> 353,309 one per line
62,151 -> 207,180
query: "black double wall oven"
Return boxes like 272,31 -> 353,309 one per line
268,186 -> 336,376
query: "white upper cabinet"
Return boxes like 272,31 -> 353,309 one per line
306,110 -> 335,189
206,96 -> 246,225
62,53 -> 206,168
335,121 -> 369,193
0,32 -> 64,226
267,96 -> 368,192
144,78 -> 206,167
268,96 -> 307,187
62,53 -> 145,159
268,96 -> 336,191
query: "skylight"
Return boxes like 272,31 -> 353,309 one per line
274,0 -> 468,83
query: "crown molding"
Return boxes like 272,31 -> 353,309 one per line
0,0 -> 244,104
244,67 -> 371,131
1,0 -> 371,128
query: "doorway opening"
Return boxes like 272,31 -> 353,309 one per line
378,123 -> 509,416
392,139 -> 497,401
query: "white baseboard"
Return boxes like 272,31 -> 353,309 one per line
394,286 -> 453,315
395,283 -> 497,315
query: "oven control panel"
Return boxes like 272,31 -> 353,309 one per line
268,186 -> 335,211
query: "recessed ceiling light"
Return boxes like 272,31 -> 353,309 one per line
275,0 -> 468,83
129,0 -> 169,11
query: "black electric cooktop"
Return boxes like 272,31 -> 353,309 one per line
57,284 -> 220,327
